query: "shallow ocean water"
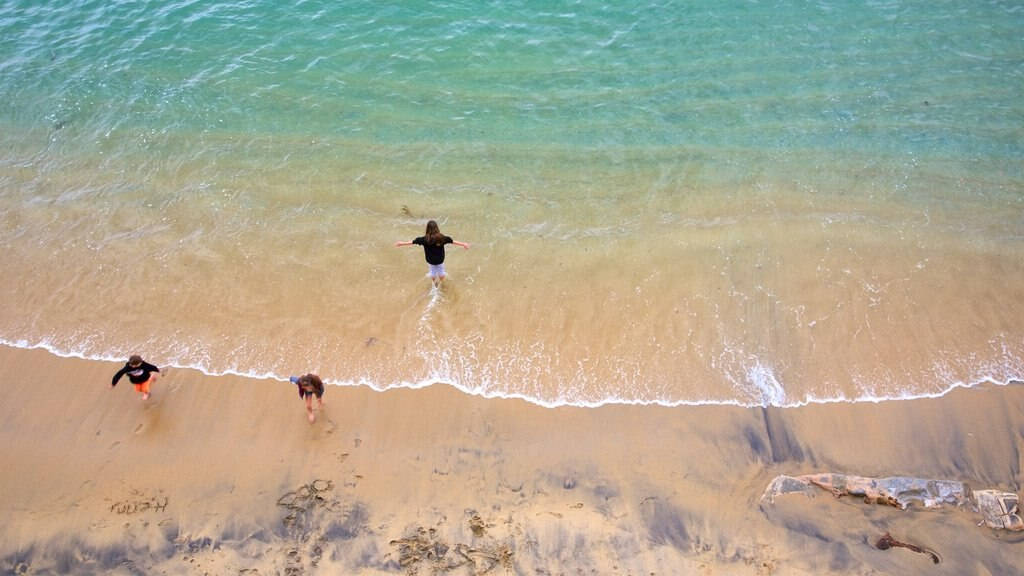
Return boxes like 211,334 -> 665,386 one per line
0,0 -> 1022,406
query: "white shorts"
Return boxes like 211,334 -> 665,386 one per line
428,263 -> 446,278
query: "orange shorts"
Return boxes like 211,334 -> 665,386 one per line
133,378 -> 152,395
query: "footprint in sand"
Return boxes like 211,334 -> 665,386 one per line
337,453 -> 349,463
569,503 -> 584,509
322,418 -> 337,434
133,424 -> 145,434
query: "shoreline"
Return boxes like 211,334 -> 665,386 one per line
1,345 -> 1021,574
3,340 -> 1019,410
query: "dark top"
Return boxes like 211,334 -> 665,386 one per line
112,361 -> 160,386
412,235 -> 453,265
295,374 -> 325,399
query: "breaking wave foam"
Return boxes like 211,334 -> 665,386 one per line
2,337 -> 1019,410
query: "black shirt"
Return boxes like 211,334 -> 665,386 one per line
412,235 -> 453,265
112,361 -> 160,386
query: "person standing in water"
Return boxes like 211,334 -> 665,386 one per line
395,220 -> 470,287
290,373 -> 325,423
111,355 -> 161,400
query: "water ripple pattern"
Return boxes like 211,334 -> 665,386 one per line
0,0 -> 1022,407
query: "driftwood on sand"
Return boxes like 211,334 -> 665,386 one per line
761,472 -> 1022,531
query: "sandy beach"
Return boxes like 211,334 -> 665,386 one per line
0,345 -> 1020,575
2,2 -> 1022,574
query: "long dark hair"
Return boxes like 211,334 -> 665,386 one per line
425,220 -> 445,245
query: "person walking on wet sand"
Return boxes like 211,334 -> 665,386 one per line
290,373 -> 325,423
395,220 -> 470,287
111,355 -> 160,400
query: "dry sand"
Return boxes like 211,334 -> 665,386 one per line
0,345 -> 1021,575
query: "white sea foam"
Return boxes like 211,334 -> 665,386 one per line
2,337 -> 1019,410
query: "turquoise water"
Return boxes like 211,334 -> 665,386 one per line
1,0 -> 1022,406
4,1 -> 1022,155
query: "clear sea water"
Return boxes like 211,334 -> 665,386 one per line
1,0 -> 1022,407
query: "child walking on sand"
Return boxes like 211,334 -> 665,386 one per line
290,373 -> 325,423
395,220 -> 470,287
111,355 -> 161,400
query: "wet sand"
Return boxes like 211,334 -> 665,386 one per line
0,345 -> 1021,575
